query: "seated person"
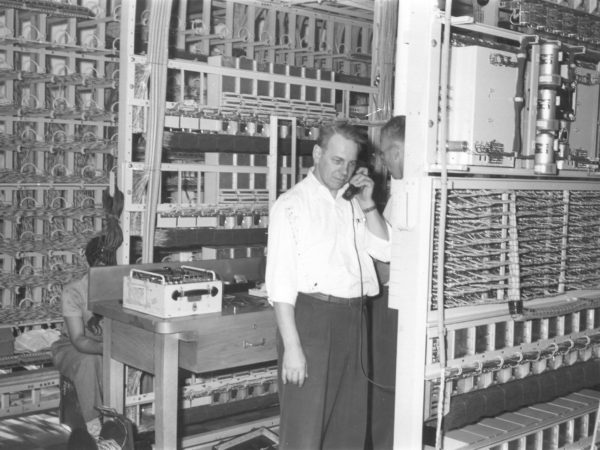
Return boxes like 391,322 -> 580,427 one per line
51,235 -> 119,438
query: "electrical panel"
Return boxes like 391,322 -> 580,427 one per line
394,1 -> 600,448
568,66 -> 600,165
448,45 -> 519,167
442,1 -> 600,177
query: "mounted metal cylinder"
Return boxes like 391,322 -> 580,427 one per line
538,42 -> 561,88
534,131 -> 557,174
536,88 -> 559,130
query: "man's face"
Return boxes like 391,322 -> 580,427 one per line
380,136 -> 404,180
313,133 -> 359,194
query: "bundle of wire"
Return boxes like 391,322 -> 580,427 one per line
85,186 -> 123,267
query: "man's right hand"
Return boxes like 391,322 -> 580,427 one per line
282,344 -> 308,387
273,302 -> 308,387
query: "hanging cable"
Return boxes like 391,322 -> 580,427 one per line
435,0 -> 453,448
140,0 -> 173,263
101,185 -> 124,266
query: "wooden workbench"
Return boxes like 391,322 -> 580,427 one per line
88,258 -> 276,449
92,296 -> 276,449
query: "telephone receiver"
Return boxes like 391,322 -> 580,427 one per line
342,183 -> 362,200
342,161 -> 368,201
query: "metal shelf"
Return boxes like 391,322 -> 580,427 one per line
163,131 -> 315,156
150,227 -> 267,249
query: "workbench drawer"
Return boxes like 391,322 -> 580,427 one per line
179,310 -> 277,373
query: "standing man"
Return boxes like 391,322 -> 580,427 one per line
368,115 -> 405,449
266,122 -> 391,449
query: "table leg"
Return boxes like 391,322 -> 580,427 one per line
154,333 -> 179,449
103,318 -> 124,411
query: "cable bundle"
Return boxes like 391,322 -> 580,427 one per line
566,191 -> 600,289
101,186 -> 124,266
0,168 -> 108,185
516,190 -> 565,300
85,186 -> 123,267
431,190 -> 512,309
432,188 -> 600,310
138,0 -> 173,263
0,263 -> 88,290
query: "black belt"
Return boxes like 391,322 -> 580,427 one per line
305,292 -> 364,305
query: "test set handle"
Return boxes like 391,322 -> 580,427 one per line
171,286 -> 219,300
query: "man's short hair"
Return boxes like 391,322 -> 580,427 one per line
317,122 -> 367,150
381,116 -> 405,144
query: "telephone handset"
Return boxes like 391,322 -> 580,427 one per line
342,182 -> 362,200
342,162 -> 368,201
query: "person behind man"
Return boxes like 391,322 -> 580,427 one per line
266,122 -> 391,449
368,115 -> 405,450
52,231 -> 122,439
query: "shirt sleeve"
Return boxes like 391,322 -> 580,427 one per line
369,184 -> 401,263
265,196 -> 300,306
61,280 -> 84,318
365,220 -> 392,263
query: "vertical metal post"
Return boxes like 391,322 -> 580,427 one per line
391,1 -> 442,448
117,0 -> 137,264
268,116 -> 279,207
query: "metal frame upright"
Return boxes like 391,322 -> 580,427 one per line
390,1 -> 441,446
391,1 -> 600,448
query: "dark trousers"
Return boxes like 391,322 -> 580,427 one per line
277,293 -> 368,450
367,287 -> 397,450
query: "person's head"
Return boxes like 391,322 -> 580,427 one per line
313,122 -> 366,195
85,236 -> 108,267
85,233 -> 121,267
380,116 -> 405,180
